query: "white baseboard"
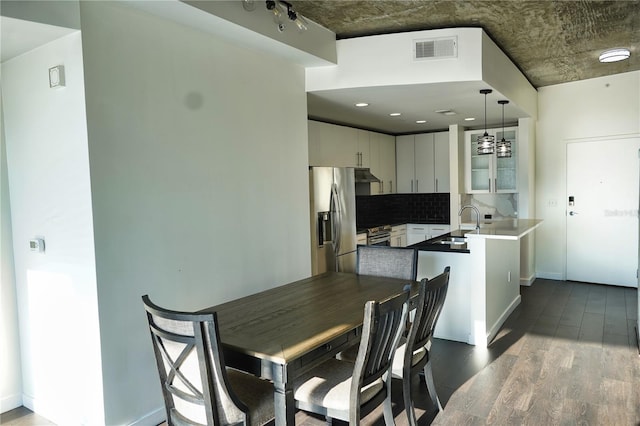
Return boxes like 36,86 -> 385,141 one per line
0,393 -> 23,414
535,271 -> 564,281
22,393 -> 165,426
21,394 -> 34,412
486,295 -> 521,345
129,406 -> 165,426
520,273 -> 536,286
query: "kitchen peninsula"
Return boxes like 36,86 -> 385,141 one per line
412,219 -> 542,347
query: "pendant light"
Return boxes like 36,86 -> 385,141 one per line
477,89 -> 495,155
496,100 -> 511,158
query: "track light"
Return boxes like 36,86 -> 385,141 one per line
254,1 -> 308,32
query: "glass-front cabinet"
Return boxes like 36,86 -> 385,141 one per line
495,128 -> 517,192
465,126 -> 517,193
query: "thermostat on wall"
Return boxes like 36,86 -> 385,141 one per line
29,238 -> 45,253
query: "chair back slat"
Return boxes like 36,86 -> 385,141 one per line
142,295 -> 249,426
357,246 -> 418,281
408,267 -> 450,356
352,291 -> 409,390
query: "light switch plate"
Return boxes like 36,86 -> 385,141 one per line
49,65 -> 65,88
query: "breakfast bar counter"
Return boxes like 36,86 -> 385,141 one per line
415,219 -> 542,347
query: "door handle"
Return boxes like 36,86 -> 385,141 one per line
569,211 -> 578,216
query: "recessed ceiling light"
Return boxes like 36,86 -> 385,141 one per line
465,117 -> 475,121
416,120 -> 427,124
599,48 -> 630,63
389,112 -> 401,117
443,111 -> 457,116
355,102 -> 369,107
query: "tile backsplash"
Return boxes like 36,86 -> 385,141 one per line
356,193 -> 450,228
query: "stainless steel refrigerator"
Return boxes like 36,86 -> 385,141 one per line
309,167 -> 357,275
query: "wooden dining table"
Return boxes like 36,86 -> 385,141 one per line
199,271 -> 418,426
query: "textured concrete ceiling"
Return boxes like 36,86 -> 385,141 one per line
291,0 -> 639,88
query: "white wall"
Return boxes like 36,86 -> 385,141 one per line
2,30 -> 104,425
0,95 -> 23,413
78,2 -> 311,424
536,71 -> 640,279
306,28 -> 537,121
306,27 -> 483,91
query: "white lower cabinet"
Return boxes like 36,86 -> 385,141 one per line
407,223 -> 451,245
430,224 -> 451,239
390,225 -> 407,247
407,224 -> 430,246
369,132 -> 396,195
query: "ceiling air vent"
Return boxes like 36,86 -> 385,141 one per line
413,36 -> 457,60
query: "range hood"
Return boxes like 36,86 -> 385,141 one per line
354,168 -> 381,183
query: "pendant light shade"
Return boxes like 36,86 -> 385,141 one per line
496,100 -> 511,158
477,89 -> 495,155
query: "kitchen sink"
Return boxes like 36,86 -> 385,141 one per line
433,236 -> 467,245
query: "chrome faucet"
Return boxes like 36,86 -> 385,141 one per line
459,205 -> 481,230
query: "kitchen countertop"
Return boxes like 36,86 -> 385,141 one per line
408,219 -> 542,253
409,239 -> 470,253
461,219 -> 543,240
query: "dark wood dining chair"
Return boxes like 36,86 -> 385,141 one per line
337,245 -> 417,362
141,295 -> 275,426
356,245 -> 418,281
292,290 -> 410,425
391,266 -> 450,424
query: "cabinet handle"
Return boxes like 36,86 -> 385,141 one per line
390,180 -> 393,193
494,178 -> 497,192
411,180 -> 413,192
435,178 -> 438,192
381,181 -> 384,194
489,178 -> 492,192
416,180 -> 419,192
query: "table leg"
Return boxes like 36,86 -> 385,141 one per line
274,379 -> 295,426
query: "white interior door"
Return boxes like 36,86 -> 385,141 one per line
566,138 -> 640,287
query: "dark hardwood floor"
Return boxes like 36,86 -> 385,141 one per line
3,279 -> 638,426
296,278 -> 640,425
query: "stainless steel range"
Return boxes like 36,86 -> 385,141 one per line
366,225 -> 392,246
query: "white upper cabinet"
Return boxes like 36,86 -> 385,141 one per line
464,126 -> 517,193
396,131 -> 449,193
308,121 -> 396,195
356,129 -> 370,168
308,120 -> 362,167
396,135 -> 415,193
369,132 -> 396,194
433,132 -> 450,193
